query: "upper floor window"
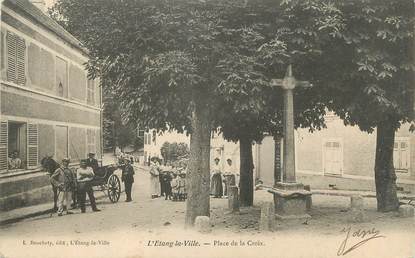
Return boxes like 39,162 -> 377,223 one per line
56,57 -> 68,97
6,31 -> 26,86
87,79 -> 95,105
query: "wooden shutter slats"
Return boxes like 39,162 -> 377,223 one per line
7,32 -> 17,83
0,121 -> 8,172
6,31 -> 26,85
27,123 -> 38,168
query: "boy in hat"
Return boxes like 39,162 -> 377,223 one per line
121,158 -> 135,202
50,158 -> 75,216
77,159 -> 101,213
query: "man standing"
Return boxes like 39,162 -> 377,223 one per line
50,158 -> 75,216
76,159 -> 101,213
121,159 -> 135,202
86,152 -> 99,172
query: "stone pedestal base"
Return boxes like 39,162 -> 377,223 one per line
268,182 -> 312,220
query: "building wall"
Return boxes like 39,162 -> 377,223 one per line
257,117 -> 415,192
0,2 -> 103,211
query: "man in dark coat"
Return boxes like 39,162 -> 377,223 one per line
86,153 -> 99,173
121,159 -> 135,202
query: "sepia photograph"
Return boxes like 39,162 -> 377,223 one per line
0,0 -> 414,257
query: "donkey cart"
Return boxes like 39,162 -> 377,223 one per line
91,164 -> 122,203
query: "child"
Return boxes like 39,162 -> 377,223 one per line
171,173 -> 179,201
177,172 -> 187,201
163,171 -> 173,200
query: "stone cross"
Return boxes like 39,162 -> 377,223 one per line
271,65 -> 311,183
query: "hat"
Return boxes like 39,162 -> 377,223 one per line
88,152 -> 95,156
214,157 -> 220,161
62,158 -> 70,163
80,159 -> 87,163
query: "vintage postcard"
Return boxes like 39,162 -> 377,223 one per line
0,0 -> 414,257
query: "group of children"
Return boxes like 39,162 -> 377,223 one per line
150,157 -> 187,201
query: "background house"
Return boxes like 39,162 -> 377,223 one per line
255,114 -> 415,193
0,0 -> 102,211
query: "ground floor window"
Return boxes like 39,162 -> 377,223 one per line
87,129 -> 96,155
8,121 -> 27,170
0,120 -> 38,173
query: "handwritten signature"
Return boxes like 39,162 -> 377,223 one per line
337,226 -> 385,256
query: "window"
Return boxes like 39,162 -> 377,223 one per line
87,79 -> 95,105
6,31 -> 26,85
0,121 -> 38,173
56,57 -> 68,97
87,129 -> 96,154
394,138 -> 410,172
152,131 -> 157,145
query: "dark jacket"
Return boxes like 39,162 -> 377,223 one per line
122,164 -> 135,183
86,158 -> 99,172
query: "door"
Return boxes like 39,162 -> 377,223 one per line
55,125 -> 69,162
394,138 -> 410,172
323,139 -> 343,176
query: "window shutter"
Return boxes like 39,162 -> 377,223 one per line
0,121 -> 8,172
6,32 -> 26,85
27,123 -> 38,168
16,36 -> 26,85
6,32 -> 17,84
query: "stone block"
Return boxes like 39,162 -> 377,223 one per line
304,185 -> 312,211
350,195 -> 364,211
398,205 -> 414,218
228,186 -> 240,212
194,216 -> 211,233
260,202 -> 275,231
348,209 -> 366,223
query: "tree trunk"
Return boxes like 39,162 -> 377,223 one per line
374,120 -> 399,212
185,101 -> 211,226
239,137 -> 254,207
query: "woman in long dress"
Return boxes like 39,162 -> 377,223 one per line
210,157 -> 223,198
149,157 -> 161,198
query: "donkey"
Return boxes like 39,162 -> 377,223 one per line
41,156 -> 60,211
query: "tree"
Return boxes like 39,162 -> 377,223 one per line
281,0 -> 414,211
213,3 -> 327,206
160,141 -> 190,163
49,0 -> 259,225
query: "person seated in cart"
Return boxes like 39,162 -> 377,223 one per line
86,152 -> 99,173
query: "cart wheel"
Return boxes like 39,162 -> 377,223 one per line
108,174 -> 121,203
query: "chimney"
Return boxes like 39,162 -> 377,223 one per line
29,0 -> 47,13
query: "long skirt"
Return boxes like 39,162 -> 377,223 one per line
210,173 -> 223,197
150,175 -> 161,196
